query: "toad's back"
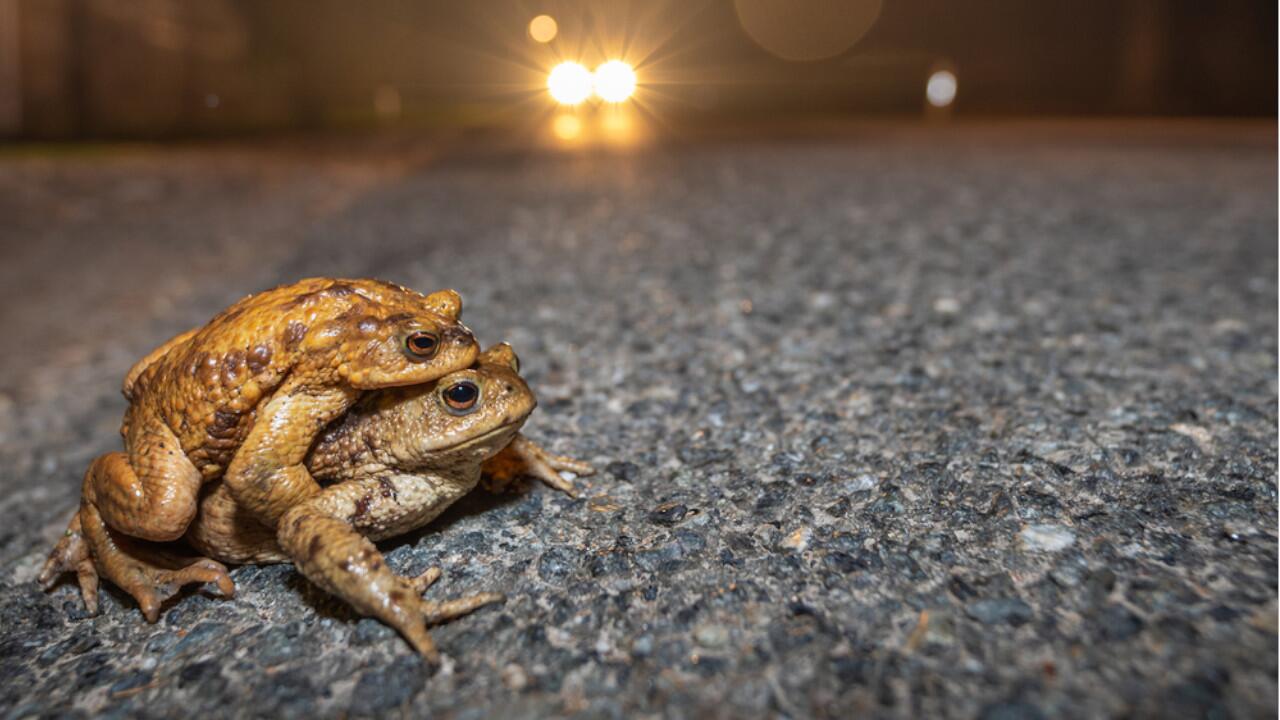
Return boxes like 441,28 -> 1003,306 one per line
125,278 -> 446,479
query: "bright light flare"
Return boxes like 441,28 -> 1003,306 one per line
593,61 -> 636,102
548,62 -> 593,105
528,15 -> 557,43
926,70 -> 957,108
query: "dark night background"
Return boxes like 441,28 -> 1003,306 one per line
0,0 -> 1275,139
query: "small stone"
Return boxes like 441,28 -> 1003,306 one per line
693,624 -> 730,649
824,550 -> 877,574
906,609 -> 956,651
809,291 -> 836,310
965,598 -> 1033,626
1019,524 -> 1076,553
847,474 -> 878,492
754,483 -> 791,515
933,297 -> 962,315
178,660 -> 219,688
648,502 -> 688,526
1222,522 -> 1256,542
674,529 -> 707,554
500,663 -> 529,691
634,542 -> 685,573
1208,605 -> 1240,622
537,546 -> 582,582
1049,563 -> 1085,588
606,461 -> 639,482
677,444 -> 732,468
778,527 -> 812,552
1170,423 -> 1214,452
631,635 -> 654,657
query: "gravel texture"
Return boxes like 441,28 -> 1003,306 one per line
0,122 -> 1275,718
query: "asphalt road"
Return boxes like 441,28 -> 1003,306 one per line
0,121 -> 1275,719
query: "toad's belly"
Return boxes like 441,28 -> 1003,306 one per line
352,472 -> 481,542
185,479 -> 288,564
184,471 -> 482,565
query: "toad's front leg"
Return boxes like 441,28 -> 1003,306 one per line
224,383 -> 357,526
276,472 -> 502,663
481,433 -> 595,497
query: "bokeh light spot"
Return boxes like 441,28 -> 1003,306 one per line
548,62 -> 593,105
926,70 -> 957,108
593,61 -> 636,103
528,15 -> 557,43
735,0 -> 881,62
552,114 -> 582,140
600,109 -> 630,135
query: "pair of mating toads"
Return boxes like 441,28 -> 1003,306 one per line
39,278 -> 593,662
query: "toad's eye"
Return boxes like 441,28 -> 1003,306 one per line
443,381 -> 480,413
405,331 -> 439,358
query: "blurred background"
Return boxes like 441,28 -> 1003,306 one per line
0,0 -> 1274,141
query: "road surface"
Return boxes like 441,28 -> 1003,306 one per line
0,121 -> 1275,718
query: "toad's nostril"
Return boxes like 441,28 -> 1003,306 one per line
442,327 -> 473,346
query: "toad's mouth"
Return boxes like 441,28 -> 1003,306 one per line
433,418 -> 527,453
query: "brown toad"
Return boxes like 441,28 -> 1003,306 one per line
41,278 -> 480,619
46,344 -> 592,663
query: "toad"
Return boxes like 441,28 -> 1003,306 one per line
45,344 -> 593,662
41,278 -> 481,619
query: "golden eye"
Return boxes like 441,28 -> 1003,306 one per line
443,381 -> 480,413
405,331 -> 439,358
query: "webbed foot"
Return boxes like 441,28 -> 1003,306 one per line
39,511 -> 102,615
396,566 -> 505,664
79,503 -> 235,622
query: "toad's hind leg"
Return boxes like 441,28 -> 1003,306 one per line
78,500 -> 235,623
276,473 -> 502,664
86,420 -> 202,542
